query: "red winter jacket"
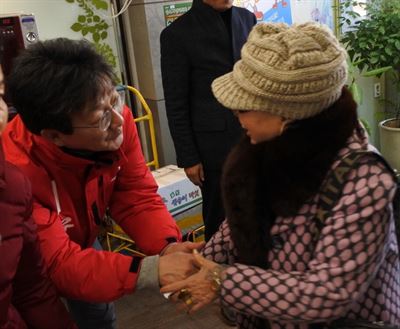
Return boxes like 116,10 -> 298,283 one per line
0,144 -> 75,329
2,107 -> 181,302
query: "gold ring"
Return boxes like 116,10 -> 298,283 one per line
177,288 -> 191,301
184,297 -> 193,306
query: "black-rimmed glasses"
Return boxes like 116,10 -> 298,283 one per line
72,92 -> 124,132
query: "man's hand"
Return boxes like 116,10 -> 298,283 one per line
162,241 -> 205,255
184,163 -> 204,186
159,252 -> 199,286
160,251 -> 222,314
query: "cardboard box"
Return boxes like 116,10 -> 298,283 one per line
152,165 -> 204,236
152,165 -> 202,216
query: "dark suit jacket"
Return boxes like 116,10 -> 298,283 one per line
160,0 -> 256,170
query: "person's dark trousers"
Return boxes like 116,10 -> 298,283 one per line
202,169 -> 225,241
66,239 -> 117,329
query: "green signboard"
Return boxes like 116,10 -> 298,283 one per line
163,2 -> 192,26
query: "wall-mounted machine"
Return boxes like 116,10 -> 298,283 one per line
0,14 -> 39,75
0,14 -> 39,116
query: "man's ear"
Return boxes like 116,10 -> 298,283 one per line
40,129 -> 65,147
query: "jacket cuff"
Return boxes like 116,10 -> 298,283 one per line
136,255 -> 160,291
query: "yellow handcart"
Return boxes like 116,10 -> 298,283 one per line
104,85 -> 204,256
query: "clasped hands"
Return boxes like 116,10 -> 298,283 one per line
159,242 -> 224,314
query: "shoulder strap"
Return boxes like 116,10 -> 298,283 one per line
312,151 -> 400,328
314,151 -> 396,240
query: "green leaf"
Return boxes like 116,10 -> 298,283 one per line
359,41 -> 368,49
374,111 -> 385,124
101,31 -> 108,40
65,0 -> 74,2
93,32 -> 100,43
349,82 -> 362,105
78,15 -> 86,23
362,66 -> 393,77
93,15 -> 100,22
91,0 -> 108,10
82,27 -> 89,36
359,118 -> 371,136
385,47 -> 393,56
352,59 -> 365,66
71,23 -> 83,32
395,40 -> 400,50
370,57 -> 379,64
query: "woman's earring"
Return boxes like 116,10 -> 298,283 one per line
279,121 -> 286,136
279,123 -> 285,136
279,119 -> 292,136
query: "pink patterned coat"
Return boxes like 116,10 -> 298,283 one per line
203,132 -> 400,329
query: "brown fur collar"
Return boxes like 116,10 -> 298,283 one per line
221,88 -> 358,267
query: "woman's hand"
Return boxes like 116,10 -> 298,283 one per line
161,241 -> 205,255
160,251 -> 226,314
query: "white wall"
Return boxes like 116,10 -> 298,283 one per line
1,0 -> 121,72
2,0 -> 82,40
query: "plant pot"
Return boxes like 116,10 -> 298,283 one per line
379,118 -> 400,171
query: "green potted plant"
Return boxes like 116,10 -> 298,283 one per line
339,0 -> 400,170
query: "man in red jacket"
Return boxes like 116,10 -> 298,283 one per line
0,47 -> 76,328
2,38 -> 202,329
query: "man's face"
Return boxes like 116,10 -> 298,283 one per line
50,81 -> 124,152
0,66 -> 8,134
203,0 -> 233,11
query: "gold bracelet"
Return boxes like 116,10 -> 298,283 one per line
207,265 -> 228,292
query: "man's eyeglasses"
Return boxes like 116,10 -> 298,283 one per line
72,90 -> 124,132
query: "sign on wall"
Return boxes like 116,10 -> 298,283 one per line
233,0 -> 335,30
163,2 -> 192,26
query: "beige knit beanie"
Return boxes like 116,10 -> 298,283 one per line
212,22 -> 348,120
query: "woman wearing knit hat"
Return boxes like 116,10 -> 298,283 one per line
161,22 -> 400,328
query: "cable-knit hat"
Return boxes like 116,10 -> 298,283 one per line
212,22 -> 348,120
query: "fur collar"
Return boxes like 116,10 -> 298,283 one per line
222,88 -> 358,267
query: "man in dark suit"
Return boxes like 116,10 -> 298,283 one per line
160,0 -> 256,241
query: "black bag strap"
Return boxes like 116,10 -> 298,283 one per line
314,150 -> 397,241
311,151 -> 400,329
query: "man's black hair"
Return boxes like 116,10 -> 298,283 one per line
8,38 -> 116,135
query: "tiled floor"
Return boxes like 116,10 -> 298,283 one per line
115,288 -> 233,329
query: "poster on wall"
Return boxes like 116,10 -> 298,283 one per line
233,0 -> 335,31
163,2 -> 192,26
